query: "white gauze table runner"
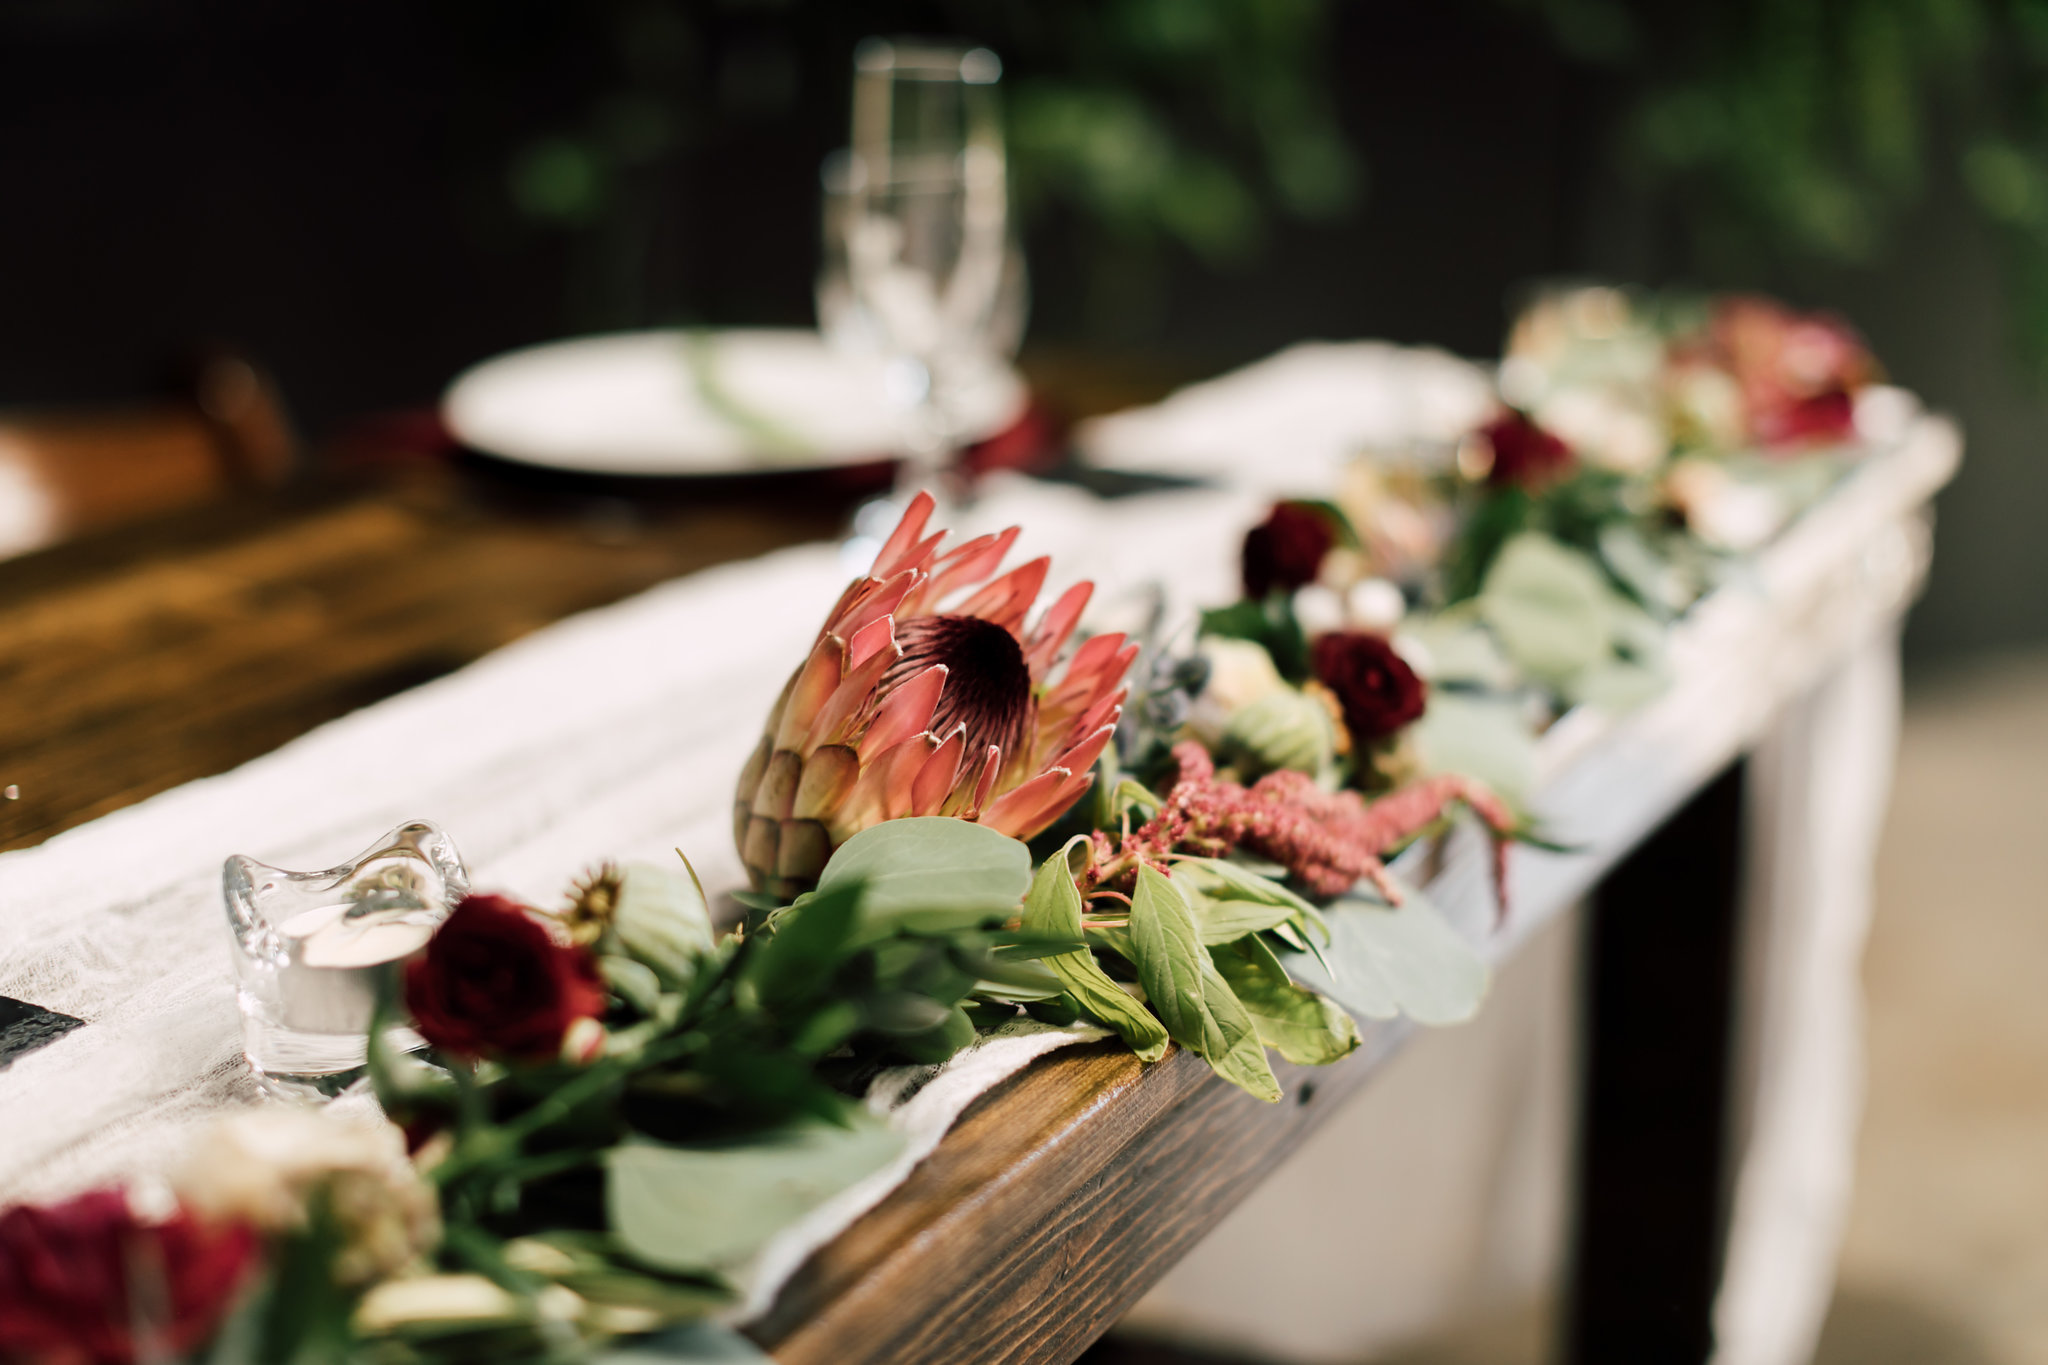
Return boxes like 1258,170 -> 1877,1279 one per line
0,467 -> 1281,1307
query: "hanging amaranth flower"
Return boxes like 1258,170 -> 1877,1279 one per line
736,493 -> 1136,898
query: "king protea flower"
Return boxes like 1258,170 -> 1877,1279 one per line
735,493 -> 1136,898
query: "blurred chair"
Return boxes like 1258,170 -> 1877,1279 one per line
0,352 -> 296,559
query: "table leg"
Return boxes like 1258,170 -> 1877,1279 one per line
1566,760 -> 1747,1363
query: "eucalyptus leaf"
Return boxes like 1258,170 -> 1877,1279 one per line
1020,840 -> 1168,1062
1209,935 -> 1360,1066
1411,692 -> 1539,808
607,1113 -> 904,1274
1275,879 -> 1490,1026
613,862 -> 715,989
1477,533 -> 1614,687
815,817 -> 1032,938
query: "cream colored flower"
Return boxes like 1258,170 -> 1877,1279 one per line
1185,637 -> 1288,750
176,1107 -> 437,1287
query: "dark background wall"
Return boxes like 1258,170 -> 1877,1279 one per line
0,1 -> 2038,663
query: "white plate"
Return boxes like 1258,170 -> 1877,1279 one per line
443,328 -> 1027,477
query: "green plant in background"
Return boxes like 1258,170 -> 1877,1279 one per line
1511,0 -> 2048,366
449,0 -> 1358,333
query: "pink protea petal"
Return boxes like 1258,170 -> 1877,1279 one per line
805,639 -> 900,751
773,635 -> 846,752
924,526 -> 1021,606
838,568 -> 920,643
1050,722 -> 1117,779
1073,690 -> 1126,745
911,725 -> 967,815
847,615 -> 896,670
979,766 -> 1074,838
858,663 -> 947,762
962,740 -> 1003,818
871,491 -> 936,579
877,735 -> 940,821
1024,580 -> 1093,680
955,557 -> 1050,634
1045,632 -> 1128,710
1012,767 -> 1099,841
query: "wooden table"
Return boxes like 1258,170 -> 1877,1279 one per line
0,395 -> 1959,1365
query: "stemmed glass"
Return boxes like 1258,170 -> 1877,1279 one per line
825,39 -> 1017,529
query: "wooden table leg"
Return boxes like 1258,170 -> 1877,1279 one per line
1566,760 -> 1747,1363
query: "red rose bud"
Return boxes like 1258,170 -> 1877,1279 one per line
1475,411 -> 1574,489
404,893 -> 607,1063
1311,631 -> 1428,744
0,1189 -> 257,1365
1242,502 -> 1338,600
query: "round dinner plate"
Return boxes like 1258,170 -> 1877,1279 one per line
442,328 -> 1028,477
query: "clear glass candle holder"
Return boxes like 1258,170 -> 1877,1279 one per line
223,820 -> 469,1100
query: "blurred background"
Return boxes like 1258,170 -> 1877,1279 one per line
2,2 -> 2043,1362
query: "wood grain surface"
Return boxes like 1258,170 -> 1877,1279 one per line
754,1025 -> 1409,1365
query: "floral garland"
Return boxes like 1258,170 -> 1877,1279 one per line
0,286 -> 1884,1365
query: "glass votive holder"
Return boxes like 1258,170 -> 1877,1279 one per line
223,819 -> 468,1100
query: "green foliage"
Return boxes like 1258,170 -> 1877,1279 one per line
607,1115 -> 905,1274
814,817 -> 1035,939
1126,866 -> 1282,1100
1275,881 -> 1491,1026
1021,840 -> 1171,1061
1199,595 -> 1310,681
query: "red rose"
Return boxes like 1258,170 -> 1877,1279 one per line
0,1189 -> 256,1365
1711,295 -> 1874,450
404,893 -> 606,1063
1477,410 -> 1574,489
1311,631 -> 1428,744
1242,502 -> 1338,600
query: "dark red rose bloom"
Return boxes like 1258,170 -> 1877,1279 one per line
1242,502 -> 1338,600
0,1189 -> 257,1365
1478,411 -> 1574,489
404,893 -> 606,1062
1311,631 -> 1428,744
1710,295 -> 1874,450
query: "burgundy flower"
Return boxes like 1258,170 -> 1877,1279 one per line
1477,410 -> 1574,489
1242,502 -> 1338,600
404,893 -> 606,1063
0,1189 -> 256,1365
1310,631 -> 1427,744
1710,295 -> 1874,450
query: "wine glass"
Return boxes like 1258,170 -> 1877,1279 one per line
828,38 -> 1016,528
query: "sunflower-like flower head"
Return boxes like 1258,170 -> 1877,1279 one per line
735,493 -> 1135,898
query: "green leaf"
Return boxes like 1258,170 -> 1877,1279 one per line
1127,865 -> 1210,1050
1173,857 -> 1319,945
1020,840 -> 1168,1062
1130,866 -> 1280,1101
1477,532 -> 1616,688
815,817 -> 1033,938
1274,880 -> 1491,1026
1208,935 -> 1361,1066
742,880 -> 863,1012
613,862 -> 716,989
1411,692 -> 1539,809
1194,956 -> 1284,1101
590,1322 -> 773,1362
607,1114 -> 904,1274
